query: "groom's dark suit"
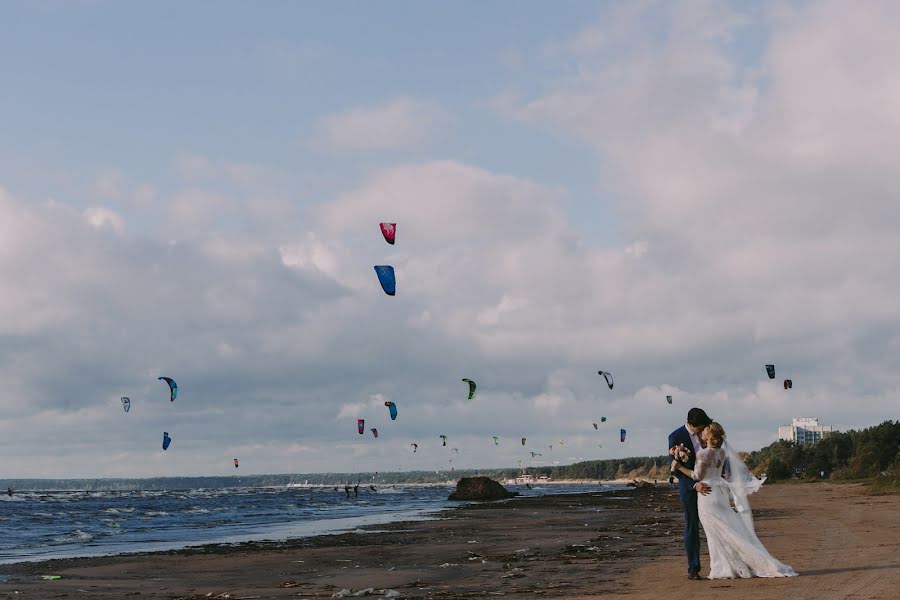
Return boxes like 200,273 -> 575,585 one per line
669,425 -> 701,574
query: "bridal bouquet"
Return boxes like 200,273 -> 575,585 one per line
669,443 -> 692,477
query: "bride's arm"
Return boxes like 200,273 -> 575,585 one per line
672,450 -> 709,481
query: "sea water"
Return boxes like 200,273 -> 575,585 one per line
0,482 -> 621,564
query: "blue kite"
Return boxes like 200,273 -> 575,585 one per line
159,376 -> 178,401
385,401 -> 398,420
374,265 -> 396,296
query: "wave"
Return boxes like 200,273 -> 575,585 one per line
53,530 -> 94,544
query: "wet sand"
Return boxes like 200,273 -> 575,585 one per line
0,482 -> 897,599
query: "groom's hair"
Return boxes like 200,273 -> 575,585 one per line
687,407 -> 713,427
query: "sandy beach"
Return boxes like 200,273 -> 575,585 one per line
0,482 -> 897,599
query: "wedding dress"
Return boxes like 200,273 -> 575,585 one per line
691,444 -> 798,579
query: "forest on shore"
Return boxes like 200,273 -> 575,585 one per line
743,420 -> 900,487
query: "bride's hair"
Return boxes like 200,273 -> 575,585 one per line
706,422 -> 726,448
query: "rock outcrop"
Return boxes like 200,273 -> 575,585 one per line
448,477 -> 519,501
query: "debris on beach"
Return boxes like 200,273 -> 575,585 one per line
331,589 -> 398,598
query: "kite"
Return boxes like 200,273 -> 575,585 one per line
121,397 -> 131,413
462,378 -> 477,400
620,429 -> 626,443
666,395 -> 673,405
234,458 -> 239,469
440,434 -> 448,446
385,401 -> 398,420
410,443 -> 418,453
374,265 -> 396,296
593,422 -> 598,429
766,364 -> 776,379
158,377 -> 177,401
784,379 -> 793,390
492,436 -> 499,446
162,432 -> 172,451
530,452 -> 542,458
452,447 -> 459,454
598,371 -> 614,389
371,428 -> 379,438
379,222 -> 396,245
357,419 -> 365,435
521,437 -> 527,446
601,416 -> 607,422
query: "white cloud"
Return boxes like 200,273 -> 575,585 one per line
624,241 -> 648,259
319,98 -> 446,152
476,295 -> 529,327
83,207 -> 125,236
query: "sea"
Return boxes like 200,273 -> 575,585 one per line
0,481 -> 624,565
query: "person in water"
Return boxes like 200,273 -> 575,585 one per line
6,488 -> 11,497
353,483 -> 359,497
344,484 -> 351,498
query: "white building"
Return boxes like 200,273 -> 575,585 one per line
778,417 -> 833,445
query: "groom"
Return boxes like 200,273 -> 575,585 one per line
669,407 -> 713,580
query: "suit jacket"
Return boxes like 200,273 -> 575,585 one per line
668,425 -> 697,482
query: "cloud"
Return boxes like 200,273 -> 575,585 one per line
83,207 -> 125,236
319,98 -> 447,152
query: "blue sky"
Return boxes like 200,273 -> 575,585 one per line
1,2 -> 603,210
0,1 -> 897,478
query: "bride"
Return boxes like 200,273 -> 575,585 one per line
671,422 -> 798,579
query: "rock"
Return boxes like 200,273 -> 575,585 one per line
448,477 -> 519,501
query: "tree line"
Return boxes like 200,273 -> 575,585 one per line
743,420 -> 900,482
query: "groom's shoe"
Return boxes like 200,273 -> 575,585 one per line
687,571 -> 702,580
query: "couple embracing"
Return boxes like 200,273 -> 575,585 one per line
669,408 -> 798,580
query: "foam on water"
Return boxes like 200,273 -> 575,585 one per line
0,482 -> 624,564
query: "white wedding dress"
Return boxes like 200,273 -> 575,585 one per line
691,445 -> 798,579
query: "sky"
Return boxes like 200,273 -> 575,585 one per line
1,0 -> 898,478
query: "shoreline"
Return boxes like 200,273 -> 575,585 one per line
0,481 -> 630,567
0,485 -> 682,598
2,482 -> 893,599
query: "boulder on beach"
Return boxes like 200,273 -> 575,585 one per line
448,477 -> 519,501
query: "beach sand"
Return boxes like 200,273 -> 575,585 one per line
0,482 -> 896,599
